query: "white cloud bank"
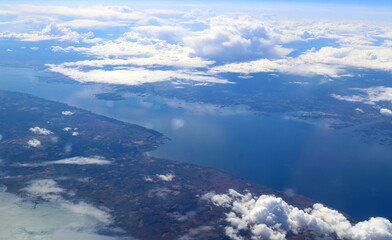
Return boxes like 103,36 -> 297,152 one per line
210,45 -> 392,78
62,19 -> 128,29
9,5 -> 148,21
52,33 -> 214,68
0,23 -> 96,43
47,65 -> 229,85
2,4 -> 391,84
203,189 -> 392,240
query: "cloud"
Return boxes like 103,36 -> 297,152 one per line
156,173 -> 175,181
210,45 -> 392,77
62,19 -> 128,29
144,176 -> 153,182
23,179 -> 65,200
27,139 -> 41,147
2,4 -> 392,86
45,31 -> 229,85
47,65 -> 229,85
145,9 -> 185,15
0,10 -> 18,15
183,15 -> 291,63
149,187 -> 172,198
171,118 -> 185,130
22,179 -> 115,224
62,111 -> 75,115
19,156 -> 111,167
61,201 -> 112,224
0,23 -> 96,43
170,211 -> 197,222
50,32 -> 214,68
332,87 -> 392,105
202,191 -> 233,208
133,25 -> 189,43
178,226 -> 213,240
8,5 -> 147,21
29,126 -> 53,135
203,189 -> 392,240
0,181 -> 125,240
50,156 -> 110,165
380,108 -> 392,116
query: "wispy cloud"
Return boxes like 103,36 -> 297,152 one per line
332,86 -> 392,105
47,65 -> 229,85
0,180 -> 125,240
19,156 -> 111,167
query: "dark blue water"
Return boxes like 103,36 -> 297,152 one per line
1,66 -> 392,221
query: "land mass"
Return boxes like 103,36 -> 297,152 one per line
0,89 -> 340,239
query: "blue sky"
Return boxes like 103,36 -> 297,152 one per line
3,1 -> 392,20
5,0 -> 392,6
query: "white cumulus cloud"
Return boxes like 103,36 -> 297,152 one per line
29,126 -> 53,135
27,139 -> 41,147
156,173 -> 175,181
61,111 -> 74,115
380,108 -> 392,116
183,15 -> 291,63
203,189 -> 392,240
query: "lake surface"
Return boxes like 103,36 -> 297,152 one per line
1,66 -> 392,221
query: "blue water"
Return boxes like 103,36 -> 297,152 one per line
1,66 -> 392,221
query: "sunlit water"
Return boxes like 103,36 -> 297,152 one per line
1,66 -> 392,221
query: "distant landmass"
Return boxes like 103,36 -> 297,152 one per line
0,89 -> 355,240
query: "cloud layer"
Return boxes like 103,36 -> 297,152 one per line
2,4 -> 392,85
